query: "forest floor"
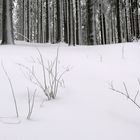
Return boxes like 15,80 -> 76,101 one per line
0,41 -> 140,140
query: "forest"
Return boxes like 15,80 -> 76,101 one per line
0,0 -> 140,45
0,1 -> 140,140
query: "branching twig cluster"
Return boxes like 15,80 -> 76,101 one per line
0,48 -> 68,121
109,80 -> 140,110
18,48 -> 69,100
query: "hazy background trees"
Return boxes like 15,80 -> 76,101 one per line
0,0 -> 140,45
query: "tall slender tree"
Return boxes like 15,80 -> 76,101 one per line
0,0 -> 2,40
87,0 -> 93,45
116,0 -> 122,43
1,0 -> 14,45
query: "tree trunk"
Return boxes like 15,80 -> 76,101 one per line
56,0 -> 61,43
63,0 -> 68,43
103,14 -> 106,44
46,0 -> 49,42
124,0 -> 129,42
27,0 -> 30,42
87,0 -> 93,45
37,0 -> 40,42
135,0 -> 139,39
1,0 -> 14,45
99,4 -> 103,44
40,0 -> 43,43
68,0 -> 72,45
116,0 -> 122,43
22,0 -> 24,40
76,0 -> 81,45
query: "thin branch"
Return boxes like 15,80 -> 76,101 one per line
134,90 -> 139,102
109,81 -> 140,110
27,88 -> 31,115
36,48 -> 47,91
138,78 -> 140,86
1,61 -> 19,118
15,32 -> 31,42
123,82 -> 129,98
27,88 -> 37,120
17,63 -> 44,91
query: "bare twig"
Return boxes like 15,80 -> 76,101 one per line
134,90 -> 139,102
138,78 -> 140,86
1,61 -> 19,118
53,47 -> 59,98
123,82 -> 129,98
36,49 -> 47,93
15,32 -> 31,42
109,81 -> 140,110
17,63 -> 44,90
27,88 -> 37,120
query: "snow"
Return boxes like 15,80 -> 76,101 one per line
0,41 -> 140,140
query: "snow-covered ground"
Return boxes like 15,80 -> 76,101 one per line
0,42 -> 140,140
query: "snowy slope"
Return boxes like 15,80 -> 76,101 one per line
0,42 -> 140,140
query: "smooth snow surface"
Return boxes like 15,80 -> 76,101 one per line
0,42 -> 140,140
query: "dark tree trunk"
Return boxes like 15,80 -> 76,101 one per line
131,0 -> 135,37
1,0 -> 14,45
27,0 -> 30,42
124,0 -> 129,42
103,14 -> 106,44
87,0 -> 93,45
37,0 -> 40,42
129,0 -> 133,38
75,0 -> 81,45
129,0 -> 135,39
116,0 -> 122,43
63,0 -> 68,43
52,0 -> 55,43
40,0 -> 43,43
22,0 -> 24,40
72,1 -> 75,46
99,4 -> 103,44
68,0 -> 72,45
111,12 -> 114,43
56,0 -> 61,43
46,0 -> 49,42
135,0 -> 139,39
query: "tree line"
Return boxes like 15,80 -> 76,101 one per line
0,0 -> 140,45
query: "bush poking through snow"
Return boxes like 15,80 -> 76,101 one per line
1,61 -> 19,118
109,80 -> 140,110
27,88 -> 37,120
18,47 -> 69,101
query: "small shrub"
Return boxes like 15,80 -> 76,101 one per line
18,47 -> 69,100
